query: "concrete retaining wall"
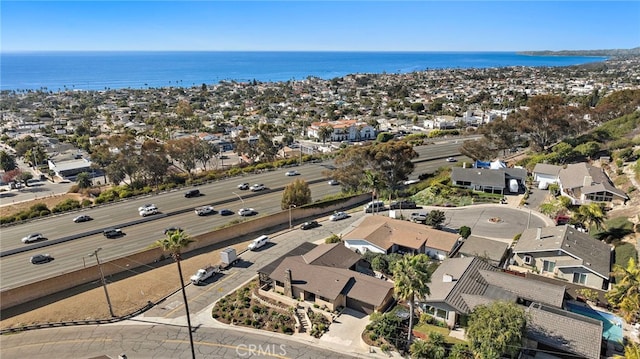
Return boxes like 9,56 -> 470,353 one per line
0,194 -> 369,311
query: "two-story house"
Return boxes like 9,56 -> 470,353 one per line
510,225 -> 613,290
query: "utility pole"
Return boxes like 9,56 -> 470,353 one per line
89,247 -> 115,317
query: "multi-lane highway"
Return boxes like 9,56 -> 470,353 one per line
0,141 -> 468,290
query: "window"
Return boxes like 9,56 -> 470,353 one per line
523,255 -> 533,265
573,272 -> 587,284
542,260 -> 555,273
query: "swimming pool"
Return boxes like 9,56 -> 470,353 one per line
565,302 -> 623,343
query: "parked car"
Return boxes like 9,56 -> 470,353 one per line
195,206 -> 215,216
389,200 -> 418,210
238,208 -> 257,216
73,215 -> 93,223
30,254 -> 54,264
163,227 -> 183,235
446,157 -> 457,162
21,233 -> 45,244
300,221 -> 319,230
138,203 -> 155,212
410,212 -> 428,223
327,179 -> 339,186
219,209 -> 234,216
330,211 -> 349,221
364,200 -> 386,213
184,189 -> 201,198
250,184 -> 265,192
285,170 -> 299,176
103,228 -> 124,238
237,183 -> 249,190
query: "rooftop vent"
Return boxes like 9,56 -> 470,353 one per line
443,274 -> 454,283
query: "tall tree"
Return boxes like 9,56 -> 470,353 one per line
574,203 -> 606,231
281,178 -> 312,209
0,150 -> 17,171
392,254 -> 432,345
140,140 -> 170,188
155,230 -> 196,359
606,257 -> 640,323
466,301 -> 526,359
511,95 -> 575,151
317,125 -> 334,144
166,137 -> 198,177
76,172 -> 92,189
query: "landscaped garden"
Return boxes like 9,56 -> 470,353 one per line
211,280 -> 296,335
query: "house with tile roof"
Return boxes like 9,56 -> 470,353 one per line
420,257 -> 566,328
257,243 -> 394,314
342,216 -> 459,260
510,225 -> 613,290
524,303 -> 603,359
557,162 -> 628,206
308,119 -> 376,142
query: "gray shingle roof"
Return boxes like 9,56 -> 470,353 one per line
526,303 -> 602,359
451,167 -> 506,188
533,163 -> 562,177
512,225 -> 612,279
558,162 -> 628,199
302,242 -> 361,268
456,236 -> 509,264
425,258 -> 566,314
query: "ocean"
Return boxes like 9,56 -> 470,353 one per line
0,51 -> 607,92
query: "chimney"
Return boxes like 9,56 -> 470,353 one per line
443,274 -> 454,283
283,269 -> 293,298
536,227 -> 542,241
583,175 -> 593,187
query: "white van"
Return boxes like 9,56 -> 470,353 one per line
509,179 -> 519,193
364,200 -> 385,213
248,235 -> 270,251
139,205 -> 158,217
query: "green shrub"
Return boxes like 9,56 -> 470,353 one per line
81,199 -> 92,207
52,199 -> 81,213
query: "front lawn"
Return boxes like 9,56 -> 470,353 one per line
413,323 -> 466,345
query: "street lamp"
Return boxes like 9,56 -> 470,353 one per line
232,191 -> 245,205
289,204 -> 296,228
89,247 -> 115,317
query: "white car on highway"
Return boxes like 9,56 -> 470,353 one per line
22,233 -> 45,244
138,203 -> 156,212
238,208 -> 257,216
195,206 -> 215,216
250,184 -> 265,192
285,170 -> 299,176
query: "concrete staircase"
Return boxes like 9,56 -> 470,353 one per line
295,307 -> 310,333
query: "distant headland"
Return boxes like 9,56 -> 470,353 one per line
518,47 -> 640,58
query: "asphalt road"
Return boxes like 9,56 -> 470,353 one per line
0,141 -> 468,290
0,323 -> 365,359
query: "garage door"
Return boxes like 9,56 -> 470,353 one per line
346,297 -> 374,315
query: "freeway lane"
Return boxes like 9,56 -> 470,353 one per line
0,181 -> 343,290
0,141 -> 466,289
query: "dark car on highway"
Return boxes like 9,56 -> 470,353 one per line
73,215 -> 93,223
219,209 -> 234,216
184,189 -> 201,198
30,254 -> 54,264
103,228 -> 124,238
163,227 -> 183,235
300,221 -> 319,230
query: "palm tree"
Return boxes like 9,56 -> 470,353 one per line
409,339 -> 430,358
155,230 -> 196,359
392,254 -> 432,346
606,257 -> 640,323
574,203 -> 606,231
614,342 -> 640,359
362,170 -> 381,213
317,125 -> 334,144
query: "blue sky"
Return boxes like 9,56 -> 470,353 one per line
2,1 -> 639,52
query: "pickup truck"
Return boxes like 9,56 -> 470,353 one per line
190,265 -> 220,285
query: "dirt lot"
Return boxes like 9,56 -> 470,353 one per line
0,193 -> 86,218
